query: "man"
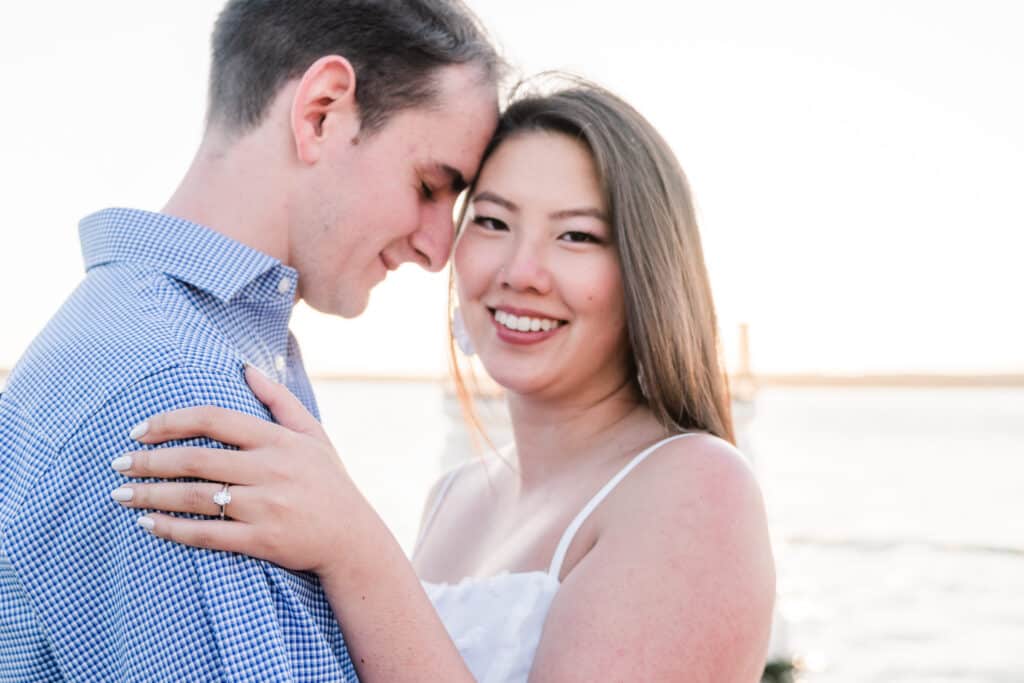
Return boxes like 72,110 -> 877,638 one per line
0,1 -> 500,680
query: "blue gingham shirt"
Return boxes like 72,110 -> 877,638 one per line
0,209 -> 357,682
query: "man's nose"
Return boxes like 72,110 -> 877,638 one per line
408,202 -> 457,273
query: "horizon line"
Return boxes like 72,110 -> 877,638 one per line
2,370 -> 1023,389
305,371 -> 1024,388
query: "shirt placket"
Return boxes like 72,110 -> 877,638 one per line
235,271 -> 296,385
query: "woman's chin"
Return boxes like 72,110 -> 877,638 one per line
478,363 -> 552,398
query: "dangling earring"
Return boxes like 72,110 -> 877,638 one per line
453,307 -> 475,356
636,361 -> 650,401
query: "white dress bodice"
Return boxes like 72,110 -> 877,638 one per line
418,433 -> 696,683
422,571 -> 558,683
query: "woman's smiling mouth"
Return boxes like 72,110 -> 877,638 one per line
488,307 -> 567,344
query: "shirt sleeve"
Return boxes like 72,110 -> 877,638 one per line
2,364 -> 357,682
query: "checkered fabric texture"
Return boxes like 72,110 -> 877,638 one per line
0,209 -> 357,682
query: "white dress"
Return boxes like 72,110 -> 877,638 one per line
419,434 -> 696,683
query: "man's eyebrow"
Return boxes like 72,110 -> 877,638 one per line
432,163 -> 468,192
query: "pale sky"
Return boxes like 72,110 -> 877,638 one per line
1,1 -> 1021,376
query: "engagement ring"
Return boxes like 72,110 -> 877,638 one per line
213,483 -> 232,519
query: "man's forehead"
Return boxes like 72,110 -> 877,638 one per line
416,81 -> 497,188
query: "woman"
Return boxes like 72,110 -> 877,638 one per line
110,81 -> 775,681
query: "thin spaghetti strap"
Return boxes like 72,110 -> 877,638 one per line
546,433 -> 699,579
414,444 -> 514,557
412,465 -> 464,556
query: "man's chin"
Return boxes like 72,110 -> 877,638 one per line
336,302 -> 369,319
332,292 -> 371,319
300,288 -> 369,319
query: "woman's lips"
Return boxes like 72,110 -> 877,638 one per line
488,307 -> 567,345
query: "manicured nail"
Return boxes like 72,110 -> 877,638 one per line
111,487 -> 134,502
245,363 -> 272,381
136,516 -> 155,532
111,455 -> 133,471
129,421 -> 149,440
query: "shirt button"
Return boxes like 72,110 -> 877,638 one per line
274,355 -> 286,372
277,278 -> 290,294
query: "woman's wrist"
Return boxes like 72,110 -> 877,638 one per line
315,487 -> 399,587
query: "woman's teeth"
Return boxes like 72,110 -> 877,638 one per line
494,310 -> 562,332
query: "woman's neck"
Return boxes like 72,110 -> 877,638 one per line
504,379 -> 661,491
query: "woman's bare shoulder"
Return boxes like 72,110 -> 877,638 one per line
535,433 -> 776,680
417,448 -> 512,532
619,432 -> 762,518
598,431 -> 773,575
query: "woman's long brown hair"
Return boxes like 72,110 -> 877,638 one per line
449,77 -> 734,445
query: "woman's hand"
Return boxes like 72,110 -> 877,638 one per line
110,365 -> 359,578
113,368 -> 476,682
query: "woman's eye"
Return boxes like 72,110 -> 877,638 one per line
559,230 -> 602,244
472,216 -> 508,231
420,182 -> 434,200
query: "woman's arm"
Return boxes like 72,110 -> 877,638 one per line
315,491 -> 471,681
528,436 -> 776,682
112,367 -> 775,680
110,366 -> 473,683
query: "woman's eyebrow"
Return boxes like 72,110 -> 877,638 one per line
473,191 -> 607,222
550,207 -> 607,222
472,191 -> 517,211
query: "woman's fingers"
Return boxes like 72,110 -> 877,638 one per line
112,481 -> 252,520
112,447 -> 259,485
245,365 -> 326,439
130,405 -> 283,450
138,514 -> 257,555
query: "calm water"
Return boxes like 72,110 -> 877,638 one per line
748,388 -> 1023,682
316,383 -> 1023,682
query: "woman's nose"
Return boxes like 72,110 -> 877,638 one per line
500,238 -> 552,294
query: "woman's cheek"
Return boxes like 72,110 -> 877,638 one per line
452,233 -> 475,281
454,235 -> 496,296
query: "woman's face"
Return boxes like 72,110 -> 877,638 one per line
454,130 -> 630,399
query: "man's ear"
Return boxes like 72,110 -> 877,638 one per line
290,55 -> 360,165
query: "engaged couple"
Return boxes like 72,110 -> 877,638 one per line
0,1 -> 774,681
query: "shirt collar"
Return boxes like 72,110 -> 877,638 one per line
80,208 -> 290,302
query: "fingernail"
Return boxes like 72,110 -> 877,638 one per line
111,455 -> 133,471
129,421 -> 149,440
136,516 -> 155,532
111,487 -> 134,502
245,363 -> 271,381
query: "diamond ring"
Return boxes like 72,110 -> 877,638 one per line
213,483 -> 232,520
